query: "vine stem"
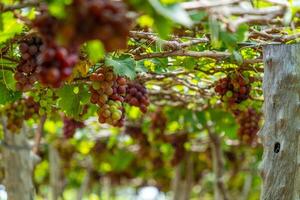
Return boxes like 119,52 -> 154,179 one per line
32,115 -> 46,154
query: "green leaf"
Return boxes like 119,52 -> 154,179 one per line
232,51 -> 243,65
0,12 -> 23,44
57,84 -> 90,117
85,40 -> 105,63
105,55 -> 137,79
235,24 -> 249,42
153,15 -> 173,39
108,150 -> 134,172
148,0 -> 193,27
209,16 -> 221,49
0,14 -> 3,31
0,83 -> 21,105
0,71 -> 17,90
47,0 -> 72,18
205,109 -> 238,139
190,11 -> 207,22
135,60 -> 148,73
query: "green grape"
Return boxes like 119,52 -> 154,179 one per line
40,100 -> 47,107
46,89 -> 53,97
92,82 -> 101,90
112,111 -> 121,121
226,91 -> 233,97
33,95 -> 40,102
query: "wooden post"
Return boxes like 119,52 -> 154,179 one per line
259,44 -> 300,200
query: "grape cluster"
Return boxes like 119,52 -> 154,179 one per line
4,97 -> 40,132
5,101 -> 24,132
214,73 -> 253,104
15,37 -> 43,91
166,134 -> 188,166
89,68 -> 127,126
36,45 -> 78,88
33,12 -> 60,43
33,0 -> 132,52
233,108 -> 261,145
63,0 -> 132,51
32,13 -> 77,88
151,108 -> 167,137
54,139 -> 76,169
63,117 -> 85,139
125,82 -> 149,113
125,124 -> 151,158
31,88 -> 56,116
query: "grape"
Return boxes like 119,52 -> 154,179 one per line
125,82 -> 149,113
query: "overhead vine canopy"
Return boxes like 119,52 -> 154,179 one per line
0,0 -> 299,199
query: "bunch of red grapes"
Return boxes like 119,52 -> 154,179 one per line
151,108 -> 167,138
214,73 -> 253,104
233,108 -> 261,145
125,124 -> 151,158
30,0 -> 132,87
33,12 -> 60,43
36,44 -> 78,88
63,117 -> 85,139
125,82 -> 149,113
166,133 -> 188,166
15,37 -> 43,91
33,0 -> 132,52
89,67 -> 127,126
65,0 -> 133,51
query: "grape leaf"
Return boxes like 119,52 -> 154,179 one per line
105,55 -> 137,80
0,13 -> 23,44
148,0 -> 193,27
57,84 -> 90,117
0,83 -> 21,105
108,150 -> 135,172
85,40 -> 105,63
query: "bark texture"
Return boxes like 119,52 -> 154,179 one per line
49,144 -> 64,200
2,124 -> 35,200
209,131 -> 229,200
172,154 -> 194,200
260,44 -> 300,200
